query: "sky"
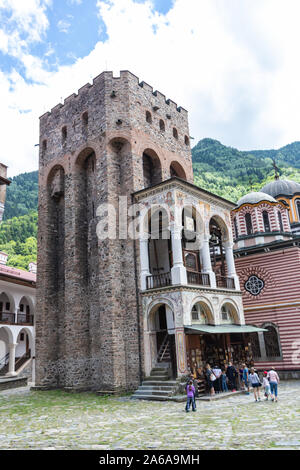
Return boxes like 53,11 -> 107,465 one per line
1,0 -> 300,176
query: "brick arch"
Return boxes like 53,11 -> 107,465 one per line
142,148 -> 163,188
238,266 -> 276,299
170,161 -> 187,180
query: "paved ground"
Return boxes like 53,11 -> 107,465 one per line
0,381 -> 300,450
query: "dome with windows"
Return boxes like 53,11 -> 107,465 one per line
261,179 -> 300,198
237,192 -> 277,208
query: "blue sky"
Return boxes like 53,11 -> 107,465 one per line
1,0 -> 300,176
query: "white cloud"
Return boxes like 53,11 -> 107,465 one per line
1,0 -> 300,176
57,19 -> 71,34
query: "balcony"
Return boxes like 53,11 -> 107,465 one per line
17,314 -> 34,326
0,312 -> 34,326
216,276 -> 235,289
0,312 -> 15,324
187,271 -> 210,287
146,272 -> 172,289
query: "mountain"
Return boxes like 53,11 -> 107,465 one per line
3,171 -> 38,220
192,138 -> 300,202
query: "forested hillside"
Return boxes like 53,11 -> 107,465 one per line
193,139 -> 300,202
1,138 -> 300,270
3,171 -> 38,220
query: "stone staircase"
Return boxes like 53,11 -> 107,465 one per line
131,366 -> 178,401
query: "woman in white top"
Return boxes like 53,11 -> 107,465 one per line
248,368 -> 261,402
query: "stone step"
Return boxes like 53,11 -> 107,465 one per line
150,371 -> 169,377
139,385 -> 175,391
142,380 -> 177,386
144,375 -> 169,381
131,394 -> 172,401
134,389 -> 172,396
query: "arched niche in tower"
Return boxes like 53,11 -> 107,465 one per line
142,148 -> 162,189
74,148 -> 98,283
47,165 -> 66,292
108,137 -> 133,195
170,161 -> 187,180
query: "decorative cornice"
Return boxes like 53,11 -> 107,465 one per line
140,284 -> 242,297
132,177 -> 236,210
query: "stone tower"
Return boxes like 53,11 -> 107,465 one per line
35,70 -> 193,391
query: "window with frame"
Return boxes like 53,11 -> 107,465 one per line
191,304 -> 208,324
296,200 -> 300,220
221,305 -> 234,324
262,211 -> 270,232
278,211 -> 284,232
234,217 -> 239,238
264,325 -> 281,358
245,213 -> 253,235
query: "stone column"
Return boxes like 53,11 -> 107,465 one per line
200,236 -> 216,288
175,328 -> 188,377
140,238 -> 151,290
6,343 -> 17,377
224,241 -> 240,290
170,226 -> 187,285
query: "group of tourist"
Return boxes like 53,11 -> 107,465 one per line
185,362 -> 280,411
242,364 -> 280,402
205,362 -> 239,395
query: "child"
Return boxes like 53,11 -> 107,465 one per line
262,371 -> 270,400
221,370 -> 228,392
185,380 -> 196,412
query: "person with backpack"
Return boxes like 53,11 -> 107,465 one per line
185,380 -> 196,412
248,368 -> 262,402
205,364 -> 216,396
267,367 -> 280,402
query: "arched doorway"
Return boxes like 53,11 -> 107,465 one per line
148,303 -> 177,378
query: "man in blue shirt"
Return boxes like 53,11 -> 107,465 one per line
242,363 -> 250,395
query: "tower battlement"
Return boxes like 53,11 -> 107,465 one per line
40,70 -> 188,123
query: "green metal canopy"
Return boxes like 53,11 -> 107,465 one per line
184,324 -> 267,335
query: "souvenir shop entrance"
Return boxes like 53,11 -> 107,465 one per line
184,325 -> 265,394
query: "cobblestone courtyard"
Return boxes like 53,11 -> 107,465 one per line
0,381 -> 300,450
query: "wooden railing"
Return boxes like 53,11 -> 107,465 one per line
146,272 -> 172,290
216,276 -> 235,289
187,271 -> 210,287
16,314 -> 34,326
15,350 -> 31,371
0,312 -> 15,324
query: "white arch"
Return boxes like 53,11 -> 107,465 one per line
0,325 -> 14,344
220,298 -> 241,324
0,291 -> 16,313
208,213 -> 231,242
189,296 -> 215,324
